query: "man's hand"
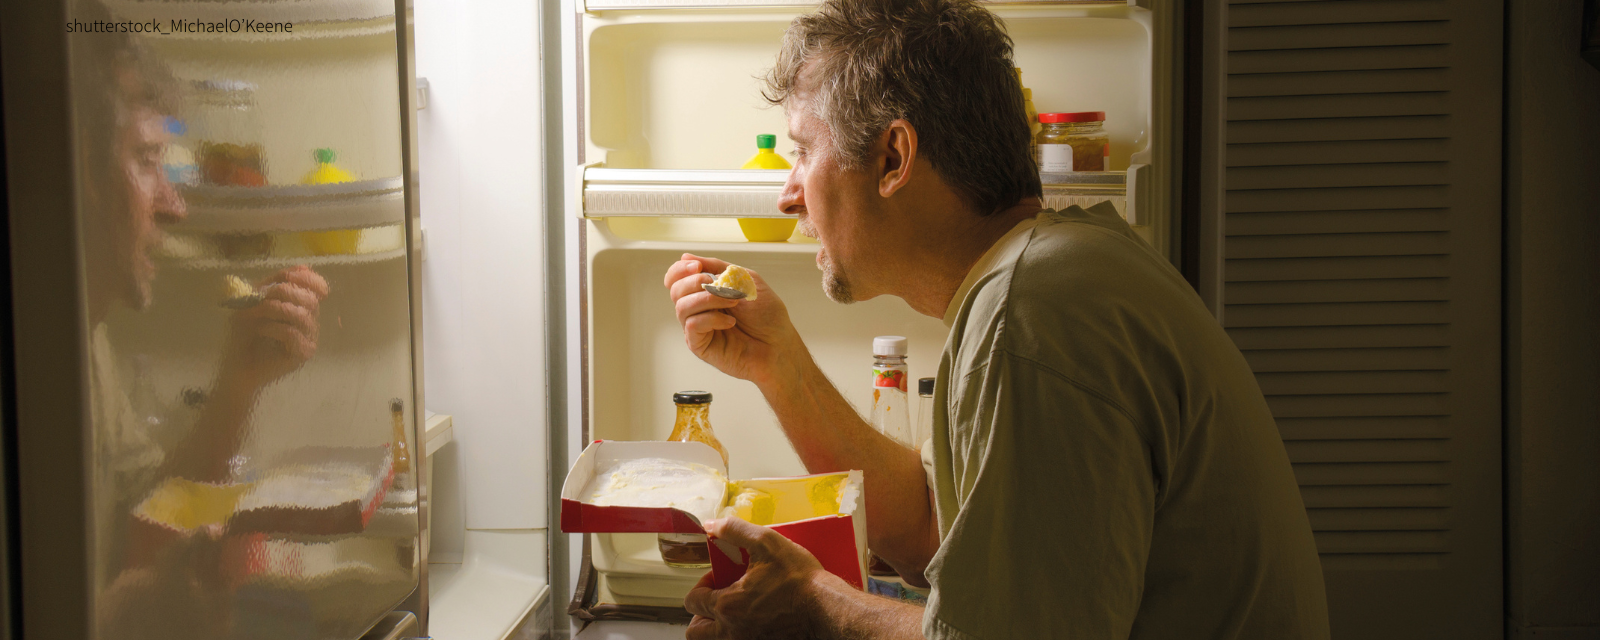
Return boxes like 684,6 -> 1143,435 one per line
686,518 -> 928,640
220,265 -> 329,389
664,254 -> 805,388
684,518 -> 832,640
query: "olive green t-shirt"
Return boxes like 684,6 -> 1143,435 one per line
920,203 -> 1330,640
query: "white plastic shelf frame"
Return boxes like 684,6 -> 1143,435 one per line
583,166 -> 1134,223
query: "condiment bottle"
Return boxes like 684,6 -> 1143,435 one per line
1036,111 -> 1110,173
868,338 -> 910,577
659,390 -> 726,568
737,134 -> 797,242
667,390 -> 728,466
870,337 -> 912,448
389,398 -> 412,474
916,377 -> 935,452
300,148 -> 362,255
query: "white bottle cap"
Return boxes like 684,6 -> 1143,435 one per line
873,336 -> 908,356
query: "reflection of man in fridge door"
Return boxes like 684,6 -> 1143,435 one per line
664,0 -> 1331,638
71,5 -> 329,637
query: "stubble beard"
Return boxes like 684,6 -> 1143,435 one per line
797,217 -> 854,304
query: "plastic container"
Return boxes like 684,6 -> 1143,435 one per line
1036,112 -> 1109,173
299,148 -> 362,255
738,134 -> 797,242
189,79 -> 268,187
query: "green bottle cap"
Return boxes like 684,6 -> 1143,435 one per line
314,148 -> 336,164
755,134 -> 777,150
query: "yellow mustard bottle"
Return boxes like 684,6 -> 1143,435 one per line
738,134 -> 797,242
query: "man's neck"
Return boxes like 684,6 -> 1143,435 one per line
895,198 -> 1041,318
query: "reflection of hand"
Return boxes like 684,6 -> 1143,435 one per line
683,518 -> 833,640
664,254 -> 807,389
221,265 -> 329,389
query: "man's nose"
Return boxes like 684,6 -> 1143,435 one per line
778,170 -> 805,216
154,173 -> 187,224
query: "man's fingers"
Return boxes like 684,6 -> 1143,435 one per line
683,582 -> 721,619
675,290 -> 740,325
261,283 -> 320,314
681,253 -> 732,276
664,259 -> 704,289
262,265 -> 330,299
256,300 -> 318,333
669,272 -> 716,301
685,616 -> 722,640
684,311 -> 737,339
705,518 -> 783,559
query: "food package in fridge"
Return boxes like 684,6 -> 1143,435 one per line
559,440 -> 868,590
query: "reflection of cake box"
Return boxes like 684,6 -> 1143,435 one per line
559,440 -> 868,592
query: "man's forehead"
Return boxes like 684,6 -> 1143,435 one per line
784,95 -> 819,141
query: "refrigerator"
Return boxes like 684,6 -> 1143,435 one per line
0,0 -> 1180,638
556,0 -> 1180,634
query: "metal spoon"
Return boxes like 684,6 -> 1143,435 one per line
702,282 -> 748,300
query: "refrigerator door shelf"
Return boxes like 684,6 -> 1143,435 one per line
107,0 -> 397,41
174,179 -> 405,233
584,167 -> 1131,220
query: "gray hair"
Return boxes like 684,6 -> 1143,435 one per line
762,0 -> 1042,215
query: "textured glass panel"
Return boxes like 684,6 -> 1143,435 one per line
66,1 -> 418,638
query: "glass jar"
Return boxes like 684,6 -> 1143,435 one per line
188,79 -> 269,186
1036,112 -> 1109,173
659,390 -> 727,568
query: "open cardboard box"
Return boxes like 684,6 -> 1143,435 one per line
560,440 -> 869,591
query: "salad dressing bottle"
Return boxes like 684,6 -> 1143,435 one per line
659,390 -> 726,568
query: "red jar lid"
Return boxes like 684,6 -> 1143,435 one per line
1039,111 -> 1105,123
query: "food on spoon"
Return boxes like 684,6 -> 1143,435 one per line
711,264 -> 758,301
224,274 -> 256,300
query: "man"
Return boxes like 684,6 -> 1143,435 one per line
662,0 -> 1331,637
69,11 -> 329,637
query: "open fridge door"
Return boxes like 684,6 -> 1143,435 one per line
1,0 -> 428,637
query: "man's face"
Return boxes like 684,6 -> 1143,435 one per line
778,96 -> 883,304
111,107 -> 187,310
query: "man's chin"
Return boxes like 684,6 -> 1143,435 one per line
819,265 -> 855,304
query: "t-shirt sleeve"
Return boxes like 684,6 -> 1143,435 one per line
924,351 -> 1156,640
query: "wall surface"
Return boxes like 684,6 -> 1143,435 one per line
1504,1 -> 1600,637
414,0 -> 547,539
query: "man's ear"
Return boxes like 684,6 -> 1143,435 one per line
878,119 -> 917,198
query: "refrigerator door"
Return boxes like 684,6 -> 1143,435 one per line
2,0 -> 423,638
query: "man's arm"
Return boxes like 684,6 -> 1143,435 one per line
666,254 -> 940,578
163,266 -> 328,482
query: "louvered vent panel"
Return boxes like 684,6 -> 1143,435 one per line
1223,0 -> 1502,636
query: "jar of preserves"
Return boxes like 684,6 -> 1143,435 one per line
1036,112 -> 1109,173
659,390 -> 727,568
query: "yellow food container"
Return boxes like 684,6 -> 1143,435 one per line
298,148 -> 362,256
739,134 -> 798,242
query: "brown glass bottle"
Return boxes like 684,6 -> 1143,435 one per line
659,391 -> 727,568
